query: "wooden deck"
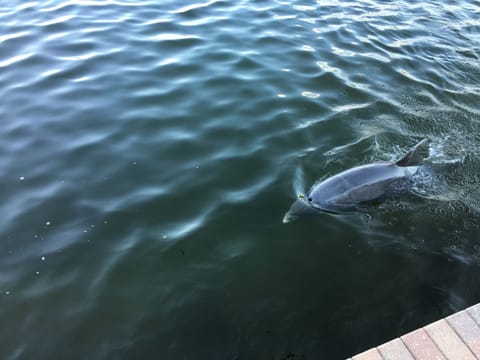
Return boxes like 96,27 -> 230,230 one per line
349,303 -> 480,360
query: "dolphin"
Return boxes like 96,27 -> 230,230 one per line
283,139 -> 430,223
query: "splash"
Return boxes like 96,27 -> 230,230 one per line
292,165 -> 306,199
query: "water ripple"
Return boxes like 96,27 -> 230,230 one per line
170,0 -> 224,14
0,31 -> 30,43
0,52 -> 35,68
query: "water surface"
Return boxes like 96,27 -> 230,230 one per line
0,0 -> 479,358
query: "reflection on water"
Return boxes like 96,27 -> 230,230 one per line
0,0 -> 479,358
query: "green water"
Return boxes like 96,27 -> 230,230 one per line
0,0 -> 479,358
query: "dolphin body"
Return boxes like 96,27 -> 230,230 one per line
283,139 -> 430,223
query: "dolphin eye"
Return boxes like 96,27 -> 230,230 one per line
308,197 -> 312,202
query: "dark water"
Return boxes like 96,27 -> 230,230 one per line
1,0 -> 479,359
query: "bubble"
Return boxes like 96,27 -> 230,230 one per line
19,176 -> 24,181
41,256 -> 45,261
45,221 -> 51,226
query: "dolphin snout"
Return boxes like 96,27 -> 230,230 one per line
283,198 -> 317,223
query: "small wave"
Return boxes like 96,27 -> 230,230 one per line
37,14 -> 76,27
0,52 -> 34,68
41,0 -> 148,13
0,31 -> 30,43
149,33 -> 201,42
170,0 -> 223,15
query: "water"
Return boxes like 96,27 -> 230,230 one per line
0,0 -> 479,358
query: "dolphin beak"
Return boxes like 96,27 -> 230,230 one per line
283,198 -> 318,223
282,211 -> 297,223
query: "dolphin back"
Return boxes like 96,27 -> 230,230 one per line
395,139 -> 430,167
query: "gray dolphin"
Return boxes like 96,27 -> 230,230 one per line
283,139 -> 430,223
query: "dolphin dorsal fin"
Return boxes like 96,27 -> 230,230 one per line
395,139 -> 430,167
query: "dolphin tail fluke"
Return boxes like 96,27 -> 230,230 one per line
395,138 -> 430,167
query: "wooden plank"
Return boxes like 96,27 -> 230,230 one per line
401,328 -> 446,360
467,303 -> 480,327
352,348 -> 383,360
349,303 -> 480,360
425,319 -> 476,360
447,310 -> 480,358
378,338 -> 414,360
